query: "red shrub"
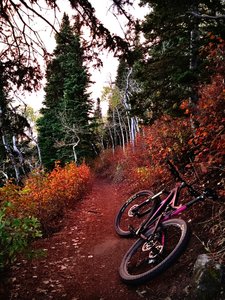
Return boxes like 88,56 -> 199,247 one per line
0,162 -> 92,233
95,116 -> 192,192
187,74 -> 225,175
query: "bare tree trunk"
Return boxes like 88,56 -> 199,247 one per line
12,136 -> 26,174
112,108 -> 117,146
130,117 -> 139,149
108,127 -> 115,154
121,67 -> 139,148
123,118 -> 129,145
2,135 -> 20,183
116,106 -> 125,153
72,137 -> 80,164
28,129 -> 42,166
126,114 -> 131,143
189,0 -> 200,130
101,135 -> 105,150
0,170 -> 8,181
36,142 -> 42,166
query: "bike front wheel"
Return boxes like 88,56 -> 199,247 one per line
115,190 -> 157,237
119,218 -> 190,284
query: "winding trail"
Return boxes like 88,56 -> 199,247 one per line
6,178 -> 201,300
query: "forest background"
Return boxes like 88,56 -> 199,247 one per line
0,0 -> 224,271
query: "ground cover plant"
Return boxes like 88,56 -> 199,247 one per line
0,202 -> 42,271
94,61 -> 225,264
95,66 -> 224,196
0,162 -> 91,270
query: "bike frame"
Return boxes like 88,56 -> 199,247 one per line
135,181 -> 204,238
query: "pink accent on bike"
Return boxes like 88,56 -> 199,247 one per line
173,205 -> 187,216
163,205 -> 187,222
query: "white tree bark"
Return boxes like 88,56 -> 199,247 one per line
2,135 -> 20,182
121,67 -> 139,148
116,106 -> 125,153
72,137 -> 80,164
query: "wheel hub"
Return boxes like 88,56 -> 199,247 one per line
142,237 -> 164,259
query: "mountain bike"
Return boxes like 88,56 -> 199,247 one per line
115,160 -> 218,284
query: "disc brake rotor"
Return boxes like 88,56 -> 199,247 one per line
142,236 -> 164,259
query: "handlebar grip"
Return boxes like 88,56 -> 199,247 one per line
204,188 -> 218,200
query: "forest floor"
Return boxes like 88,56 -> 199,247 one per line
3,177 -> 207,300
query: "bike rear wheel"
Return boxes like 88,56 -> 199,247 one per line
115,190 -> 157,237
119,218 -> 190,284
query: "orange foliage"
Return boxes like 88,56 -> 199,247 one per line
188,74 -> 225,174
185,38 -> 225,174
96,80 -> 224,190
96,77 -> 224,193
125,116 -> 192,191
0,162 -> 92,233
96,37 -> 225,194
95,116 -> 192,192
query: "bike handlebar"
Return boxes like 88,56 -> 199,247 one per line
165,159 -> 218,200
166,159 -> 195,194
166,159 -> 182,181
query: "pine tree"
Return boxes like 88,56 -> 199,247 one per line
37,14 -> 95,169
133,0 -> 225,120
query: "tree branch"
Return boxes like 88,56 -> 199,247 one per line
111,0 -> 134,23
188,11 -> 225,20
19,0 -> 60,35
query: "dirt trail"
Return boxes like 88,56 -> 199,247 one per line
5,178 -> 202,300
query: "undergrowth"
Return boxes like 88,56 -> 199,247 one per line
0,162 -> 91,270
94,70 -> 225,262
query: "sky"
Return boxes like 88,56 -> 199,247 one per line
22,0 -> 146,113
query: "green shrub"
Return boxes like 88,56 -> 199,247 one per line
0,202 -> 42,270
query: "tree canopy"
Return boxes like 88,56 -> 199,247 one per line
37,13 -> 95,169
1,0 -> 225,175
130,0 -> 225,120
0,0 -> 134,94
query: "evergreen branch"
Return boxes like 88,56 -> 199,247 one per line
188,11 -> 225,20
69,0 -> 130,55
111,0 -> 134,23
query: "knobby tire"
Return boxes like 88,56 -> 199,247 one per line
119,218 -> 190,284
115,190 -> 157,237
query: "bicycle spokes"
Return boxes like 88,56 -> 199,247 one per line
117,192 -> 155,235
126,223 -> 184,276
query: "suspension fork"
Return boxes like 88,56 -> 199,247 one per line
139,214 -> 164,241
